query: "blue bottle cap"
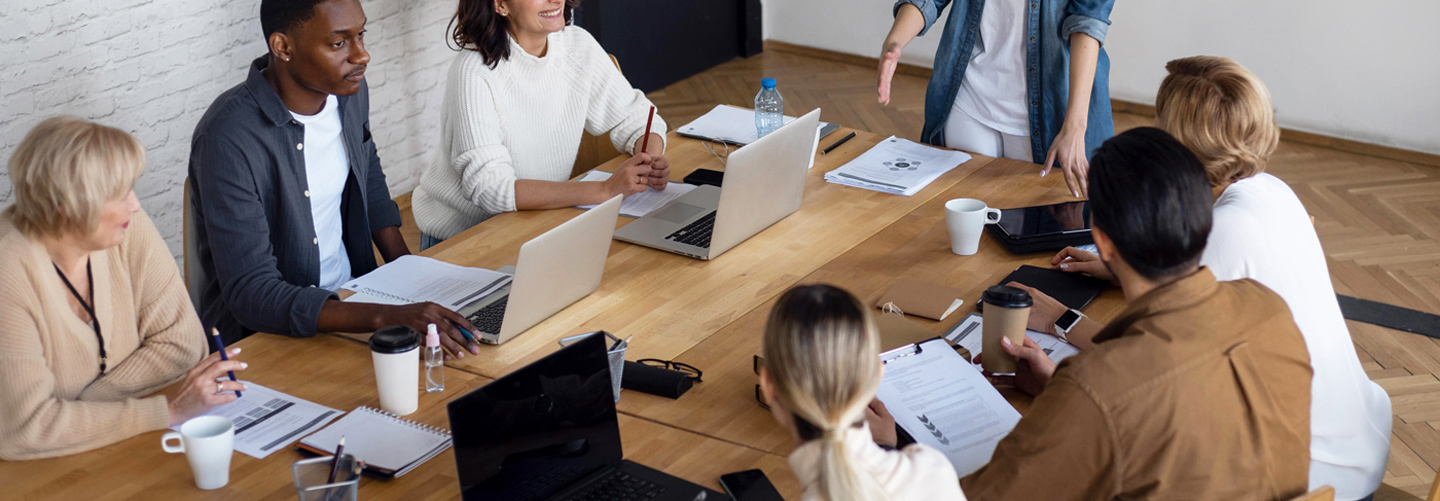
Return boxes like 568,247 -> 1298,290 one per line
761,77 -> 776,89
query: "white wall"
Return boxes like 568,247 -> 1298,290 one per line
0,0 -> 454,263
762,0 -> 1440,155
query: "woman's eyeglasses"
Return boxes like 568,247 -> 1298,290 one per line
636,358 -> 703,383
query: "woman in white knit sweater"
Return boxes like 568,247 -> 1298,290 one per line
412,0 -> 670,246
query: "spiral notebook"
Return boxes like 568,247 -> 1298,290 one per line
298,406 -> 452,478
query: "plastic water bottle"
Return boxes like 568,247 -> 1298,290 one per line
754,77 -> 783,138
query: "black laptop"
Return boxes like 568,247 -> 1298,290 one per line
447,332 -> 723,501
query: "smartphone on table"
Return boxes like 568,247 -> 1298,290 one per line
719,469 -> 783,501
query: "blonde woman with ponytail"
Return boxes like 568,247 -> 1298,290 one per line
759,284 -> 966,501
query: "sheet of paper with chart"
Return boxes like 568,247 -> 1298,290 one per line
876,338 -> 1021,476
824,136 -> 972,196
171,381 -> 342,459
342,255 -> 512,311
944,312 -> 1080,369
573,170 -> 698,218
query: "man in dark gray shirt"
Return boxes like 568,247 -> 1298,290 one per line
189,0 -> 479,357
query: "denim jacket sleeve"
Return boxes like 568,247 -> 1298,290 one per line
1060,0 -> 1115,46
191,134 -> 335,337
894,0 -> 953,37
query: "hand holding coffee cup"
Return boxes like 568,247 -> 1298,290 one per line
944,199 -> 1002,255
161,415 -> 235,490
980,285 -> 1032,374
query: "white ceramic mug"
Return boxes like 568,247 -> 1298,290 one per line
370,326 -> 421,416
161,415 -> 235,490
945,198 -> 1003,255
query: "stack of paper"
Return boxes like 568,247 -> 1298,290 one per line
944,312 -> 1080,368
676,104 -> 834,146
573,170 -> 698,218
342,255 -> 511,311
824,136 -> 972,196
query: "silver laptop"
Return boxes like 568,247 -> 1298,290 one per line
613,108 -> 822,260
458,195 -> 622,345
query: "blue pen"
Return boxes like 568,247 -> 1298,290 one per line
453,322 -> 478,345
209,328 -> 241,398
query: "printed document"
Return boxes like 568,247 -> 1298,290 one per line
173,381 -> 341,459
574,170 -> 698,218
677,104 -> 831,145
877,338 -> 1021,476
824,136 -> 972,196
342,255 -> 511,311
944,312 -> 1080,369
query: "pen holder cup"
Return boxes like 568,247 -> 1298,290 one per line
559,331 -> 627,403
292,454 -> 361,501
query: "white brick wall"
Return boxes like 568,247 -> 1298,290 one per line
0,0 -> 455,263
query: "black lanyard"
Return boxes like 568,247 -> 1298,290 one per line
54,261 -> 106,374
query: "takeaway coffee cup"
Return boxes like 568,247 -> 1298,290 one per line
944,198 -> 1002,256
161,415 -> 235,490
370,325 -> 421,416
981,285 -> 1033,374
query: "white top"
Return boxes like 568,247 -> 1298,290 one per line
1202,173 -> 1392,500
290,94 -> 352,291
951,0 -> 1029,137
787,424 -> 967,501
412,26 -> 667,240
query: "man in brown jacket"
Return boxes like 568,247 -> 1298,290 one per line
963,128 -> 1313,500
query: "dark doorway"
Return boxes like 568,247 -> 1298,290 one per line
574,0 -> 763,93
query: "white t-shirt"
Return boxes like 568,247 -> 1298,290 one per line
290,94 -> 353,292
1202,173 -> 1391,500
952,0 -> 1030,137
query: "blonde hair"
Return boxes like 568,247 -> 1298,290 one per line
1155,56 -> 1280,186
763,284 -> 888,501
6,116 -> 145,239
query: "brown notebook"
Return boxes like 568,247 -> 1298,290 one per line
875,278 -> 966,321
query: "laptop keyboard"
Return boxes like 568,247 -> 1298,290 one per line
663,211 -> 717,249
564,471 -> 667,501
465,296 -> 509,334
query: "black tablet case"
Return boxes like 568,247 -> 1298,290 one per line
979,265 -> 1109,312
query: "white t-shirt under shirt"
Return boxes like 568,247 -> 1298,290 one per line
952,0 -> 1030,137
290,94 -> 353,292
1202,173 -> 1391,500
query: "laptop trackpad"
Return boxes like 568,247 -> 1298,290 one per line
653,203 -> 707,223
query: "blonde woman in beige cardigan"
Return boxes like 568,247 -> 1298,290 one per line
0,116 -> 248,460
759,284 -> 966,501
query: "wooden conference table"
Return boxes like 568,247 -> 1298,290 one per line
3,124 -> 1126,499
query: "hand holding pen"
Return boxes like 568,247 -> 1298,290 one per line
166,335 -> 248,426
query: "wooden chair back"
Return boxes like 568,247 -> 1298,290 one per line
571,54 -> 624,179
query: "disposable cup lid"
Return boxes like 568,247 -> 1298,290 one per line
370,326 -> 420,354
982,285 -> 1033,308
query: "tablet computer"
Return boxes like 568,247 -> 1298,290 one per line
986,201 -> 1095,254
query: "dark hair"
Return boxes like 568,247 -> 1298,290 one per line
450,0 -> 582,69
1087,127 -> 1213,280
260,0 -> 330,39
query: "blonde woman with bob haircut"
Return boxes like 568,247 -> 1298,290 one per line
0,116 -> 248,460
759,284 -> 966,501
1033,57 -> 1391,500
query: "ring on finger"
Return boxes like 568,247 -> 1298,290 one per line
216,381 -> 224,394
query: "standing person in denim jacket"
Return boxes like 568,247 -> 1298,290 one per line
878,0 -> 1115,198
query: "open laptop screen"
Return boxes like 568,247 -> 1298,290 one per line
448,333 -> 622,500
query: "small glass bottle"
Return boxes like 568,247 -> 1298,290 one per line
425,323 -> 444,393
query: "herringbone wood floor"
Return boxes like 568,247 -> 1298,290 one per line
395,45 -> 1440,499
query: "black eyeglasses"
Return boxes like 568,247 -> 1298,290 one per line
636,359 -> 703,383
752,354 -> 770,411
